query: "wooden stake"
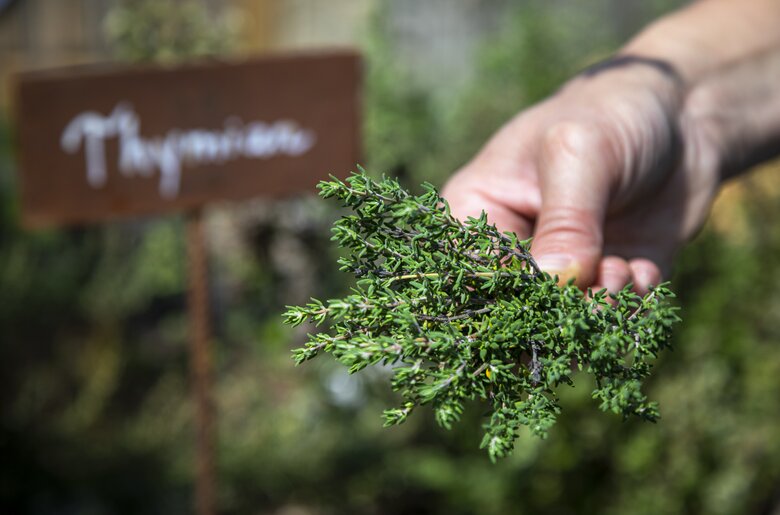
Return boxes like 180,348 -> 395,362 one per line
186,209 -> 216,515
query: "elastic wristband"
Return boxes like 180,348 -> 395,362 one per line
580,54 -> 684,87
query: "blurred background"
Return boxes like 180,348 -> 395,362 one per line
3,1 -> 780,514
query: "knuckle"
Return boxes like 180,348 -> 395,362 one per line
542,121 -> 613,161
540,120 -> 623,187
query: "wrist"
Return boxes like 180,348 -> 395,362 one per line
683,47 -> 780,182
620,0 -> 780,87
580,54 -> 683,90
577,53 -> 687,107
681,80 -> 732,184
569,54 -> 687,119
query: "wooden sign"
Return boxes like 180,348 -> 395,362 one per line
14,51 -> 361,226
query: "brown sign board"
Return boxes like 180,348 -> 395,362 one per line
14,51 -> 361,227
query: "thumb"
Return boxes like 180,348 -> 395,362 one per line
531,123 -> 614,287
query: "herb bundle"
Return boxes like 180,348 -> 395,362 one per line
283,171 -> 679,461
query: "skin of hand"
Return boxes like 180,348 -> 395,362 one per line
442,63 -> 722,294
443,0 -> 780,294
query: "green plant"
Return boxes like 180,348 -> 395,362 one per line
284,171 -> 680,461
104,0 -> 239,63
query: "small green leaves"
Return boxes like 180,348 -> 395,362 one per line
283,171 -> 679,461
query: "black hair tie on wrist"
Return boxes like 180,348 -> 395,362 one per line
580,54 -> 684,86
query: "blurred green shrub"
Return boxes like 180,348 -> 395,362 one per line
104,0 -> 240,63
362,2 -> 440,190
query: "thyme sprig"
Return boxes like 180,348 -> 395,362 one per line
284,171 -> 679,461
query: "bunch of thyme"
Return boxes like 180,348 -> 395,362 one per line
283,170 -> 679,461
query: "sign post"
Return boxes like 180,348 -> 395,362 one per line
14,51 -> 361,515
186,208 -> 216,515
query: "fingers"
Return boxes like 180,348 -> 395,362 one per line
595,256 -> 632,294
628,258 -> 662,295
531,122 -> 616,287
592,256 -> 663,295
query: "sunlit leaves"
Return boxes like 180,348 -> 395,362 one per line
283,171 -> 679,461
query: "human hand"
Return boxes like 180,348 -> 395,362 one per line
442,60 -> 722,293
